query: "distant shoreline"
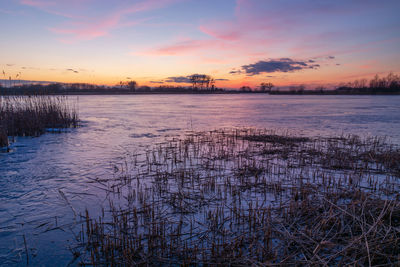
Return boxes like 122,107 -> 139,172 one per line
1,90 -> 400,96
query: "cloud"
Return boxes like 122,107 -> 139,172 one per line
165,76 -> 192,83
21,66 -> 41,70
66,68 -> 79,73
199,24 -> 241,41
49,16 -> 147,42
145,0 -> 360,61
164,74 -> 221,83
165,0 -> 393,66
145,39 -> 217,56
144,0 -> 384,60
230,69 -> 242,75
20,0 -> 53,8
150,81 -> 164,84
23,0 -> 182,42
235,58 -> 320,76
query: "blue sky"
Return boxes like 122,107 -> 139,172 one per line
1,0 -> 399,88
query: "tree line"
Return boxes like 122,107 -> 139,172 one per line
336,73 -> 400,94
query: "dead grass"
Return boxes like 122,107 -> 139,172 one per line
71,128 -> 400,266
0,95 -> 78,147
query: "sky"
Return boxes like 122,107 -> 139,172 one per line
1,0 -> 399,89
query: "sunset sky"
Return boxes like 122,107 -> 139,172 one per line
1,0 -> 399,89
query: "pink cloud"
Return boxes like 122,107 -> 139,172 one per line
169,0 -> 399,72
123,0 -> 182,14
199,24 -> 241,41
50,16 -> 150,43
199,57 -> 231,64
142,0 -> 289,60
358,60 -> 377,69
148,39 -> 215,55
140,36 -> 257,59
359,64 -> 372,69
20,0 -> 54,8
21,0 -> 182,42
50,14 -> 124,42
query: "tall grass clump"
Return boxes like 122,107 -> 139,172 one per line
0,95 -> 78,146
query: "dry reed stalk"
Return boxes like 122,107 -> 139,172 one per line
0,94 -> 78,147
73,128 -> 399,266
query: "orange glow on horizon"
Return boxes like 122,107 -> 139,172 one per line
3,67 -> 392,90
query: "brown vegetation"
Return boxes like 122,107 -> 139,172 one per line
73,128 -> 400,265
0,95 -> 78,147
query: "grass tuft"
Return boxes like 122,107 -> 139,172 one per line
0,94 -> 78,147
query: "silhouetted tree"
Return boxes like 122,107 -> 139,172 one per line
336,72 -> 400,94
240,86 -> 252,92
2,70 -> 5,88
127,80 -> 137,92
298,84 -> 305,93
189,74 -> 214,90
315,86 -> 325,93
260,82 -> 274,92
288,85 -> 304,93
137,85 -> 150,92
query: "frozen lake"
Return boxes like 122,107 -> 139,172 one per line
1,94 -> 399,265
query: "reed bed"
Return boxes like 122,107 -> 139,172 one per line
74,128 -> 400,266
0,95 -> 78,146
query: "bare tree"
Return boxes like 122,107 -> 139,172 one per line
190,75 -> 198,89
2,70 -> 5,88
126,80 -> 137,92
260,82 -> 274,92
190,74 -> 214,90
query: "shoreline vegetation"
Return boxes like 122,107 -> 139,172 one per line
71,128 -> 399,266
1,73 -> 399,95
0,95 -> 78,148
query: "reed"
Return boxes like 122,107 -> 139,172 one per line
0,126 -> 8,147
0,94 -> 78,147
73,128 -> 399,265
